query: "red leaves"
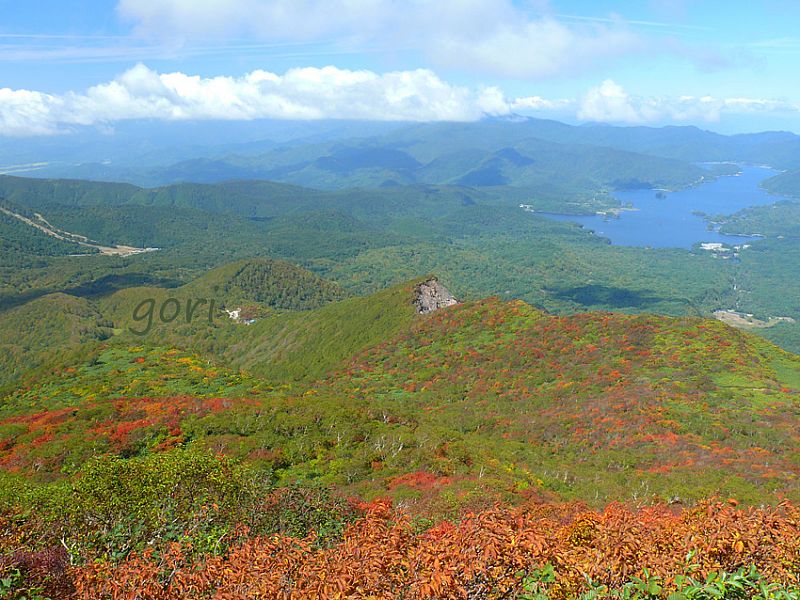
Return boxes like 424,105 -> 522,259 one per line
387,471 -> 450,491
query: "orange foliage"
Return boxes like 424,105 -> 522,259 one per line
73,499 -> 800,599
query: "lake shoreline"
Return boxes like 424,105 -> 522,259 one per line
532,165 -> 780,249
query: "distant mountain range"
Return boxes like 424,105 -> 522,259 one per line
8,117 -> 800,194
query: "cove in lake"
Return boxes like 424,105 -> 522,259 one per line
542,165 -> 778,249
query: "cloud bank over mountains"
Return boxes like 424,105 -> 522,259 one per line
0,64 -> 512,135
1,63 -> 797,136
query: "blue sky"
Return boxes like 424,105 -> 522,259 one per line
1,0 -> 799,134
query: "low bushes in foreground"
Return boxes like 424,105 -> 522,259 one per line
6,496 -> 800,598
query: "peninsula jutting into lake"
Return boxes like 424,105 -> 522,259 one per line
541,165 -> 777,248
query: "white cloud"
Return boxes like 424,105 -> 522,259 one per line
117,0 -> 646,79
577,79 -> 800,125
722,97 -> 792,111
578,79 -> 655,124
0,64 -> 516,136
428,17 -> 643,78
0,89 -> 64,136
474,86 -> 512,116
117,0 -> 391,42
511,95 -> 574,111
2,66 -> 798,136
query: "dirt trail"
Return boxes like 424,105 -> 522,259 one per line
713,309 -> 795,330
0,206 -> 158,257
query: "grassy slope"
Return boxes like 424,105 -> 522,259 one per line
218,277 -> 422,381
0,259 -> 348,390
0,293 -> 112,390
99,276 -> 423,383
302,299 -> 800,506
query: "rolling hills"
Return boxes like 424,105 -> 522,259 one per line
0,258 -> 352,390
6,169 -> 800,360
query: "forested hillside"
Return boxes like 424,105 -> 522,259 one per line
763,168 -> 800,198
4,168 -> 800,356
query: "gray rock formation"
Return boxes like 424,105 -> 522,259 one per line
414,278 -> 458,314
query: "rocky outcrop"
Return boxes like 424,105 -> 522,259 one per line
414,278 -> 458,314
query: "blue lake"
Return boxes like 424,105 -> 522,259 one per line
542,165 -> 778,249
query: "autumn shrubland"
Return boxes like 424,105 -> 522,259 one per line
5,482 -> 800,598
1,275 -> 800,597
